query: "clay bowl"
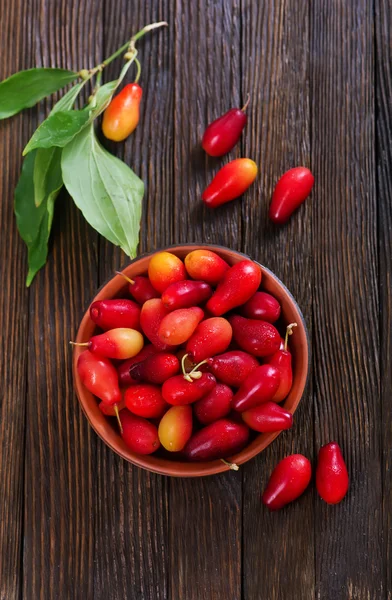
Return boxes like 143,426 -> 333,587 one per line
73,244 -> 310,477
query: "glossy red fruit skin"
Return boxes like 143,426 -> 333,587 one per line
241,292 -> 281,323
162,280 -> 212,310
158,307 -> 204,346
206,261 -> 262,316
268,349 -> 293,402
242,402 -> 293,433
120,410 -> 160,455
117,344 -> 158,386
269,167 -> 314,224
90,299 -> 141,331
230,315 -> 281,357
128,276 -> 159,304
232,365 -> 281,412
202,108 -> 247,157
316,442 -> 349,504
140,299 -> 176,351
87,328 -> 143,360
124,384 -> 167,419
102,83 -> 142,141
158,405 -> 193,452
184,419 -> 249,461
77,350 -> 121,405
98,398 -> 126,416
207,351 -> 259,387
202,158 -> 258,208
186,317 -> 232,362
262,454 -> 312,510
129,352 -> 180,384
162,373 -> 217,405
264,337 -> 285,362
194,384 -> 233,425
148,252 -> 187,293
185,250 -> 230,285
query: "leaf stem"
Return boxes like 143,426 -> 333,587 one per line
133,58 -> 142,83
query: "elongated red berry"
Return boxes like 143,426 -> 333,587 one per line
207,351 -> 259,387
241,292 -> 281,323
186,317 -> 232,362
120,410 -> 160,455
184,419 -> 249,461
158,307 -> 204,346
119,274 -> 160,304
185,249 -> 230,285
162,373 -> 216,405
83,328 -> 144,360
102,83 -> 142,141
202,159 -> 258,208
162,280 -> 212,310
158,405 -> 193,452
125,384 -> 167,419
194,383 -> 233,425
148,251 -> 186,293
232,365 -> 281,412
316,442 -> 349,504
202,103 -> 248,157
269,167 -> 314,224
77,350 -> 121,405
140,299 -> 176,351
229,315 -> 281,357
206,260 -> 262,316
262,454 -> 312,510
242,402 -> 293,433
90,299 -> 141,331
117,344 -> 158,386
129,352 -> 180,384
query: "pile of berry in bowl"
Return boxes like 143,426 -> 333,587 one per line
72,244 -> 309,477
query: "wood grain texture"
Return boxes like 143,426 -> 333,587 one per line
94,2 -> 173,598
21,0 -> 102,598
0,0 -> 31,597
169,2 -> 242,600
375,1 -> 392,598
311,2 -> 382,599
240,2 -> 314,599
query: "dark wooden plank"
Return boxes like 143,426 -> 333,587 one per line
240,2 -> 314,599
0,1 -> 31,598
170,2 -> 242,599
93,3 -> 174,598
311,2 -> 382,599
375,1 -> 392,597
22,0 -> 102,597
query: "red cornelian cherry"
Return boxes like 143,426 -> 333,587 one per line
202,159 -> 258,208
120,410 -> 160,455
241,291 -> 281,323
194,383 -> 233,425
267,323 -> 297,402
158,405 -> 193,452
262,454 -> 312,510
140,299 -> 176,351
201,97 -> 249,157
77,350 -> 121,405
232,364 -> 281,412
162,372 -> 216,405
148,251 -> 187,293
162,280 -> 212,310
269,167 -> 314,225
184,418 -> 249,462
186,317 -> 232,363
102,83 -> 143,141
116,272 -> 159,304
158,307 -> 204,346
129,352 -> 180,384
184,249 -> 230,285
207,350 -> 259,387
125,384 -> 167,419
229,315 -> 281,357
72,328 -> 144,360
206,260 -> 262,316
90,299 -> 141,331
316,442 -> 349,504
117,344 -> 158,386
242,402 -> 293,433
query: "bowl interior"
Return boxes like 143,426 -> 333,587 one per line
73,244 -> 309,477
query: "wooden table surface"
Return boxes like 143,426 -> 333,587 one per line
1,0 -> 391,599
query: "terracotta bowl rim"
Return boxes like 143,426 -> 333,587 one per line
73,243 -> 310,477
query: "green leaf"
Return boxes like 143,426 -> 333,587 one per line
49,82 -> 85,114
15,150 -> 63,285
61,124 -> 144,257
0,68 -> 78,119
23,108 -> 90,154
33,147 -> 63,207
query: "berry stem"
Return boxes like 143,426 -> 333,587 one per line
284,322 -> 298,351
115,271 -> 135,285
114,405 -> 123,434
221,459 -> 239,471
241,93 -> 250,112
69,341 -> 88,347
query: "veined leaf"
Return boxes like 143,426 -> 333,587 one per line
0,68 -> 78,119
61,124 -> 144,257
23,108 -> 90,154
15,150 -> 62,285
